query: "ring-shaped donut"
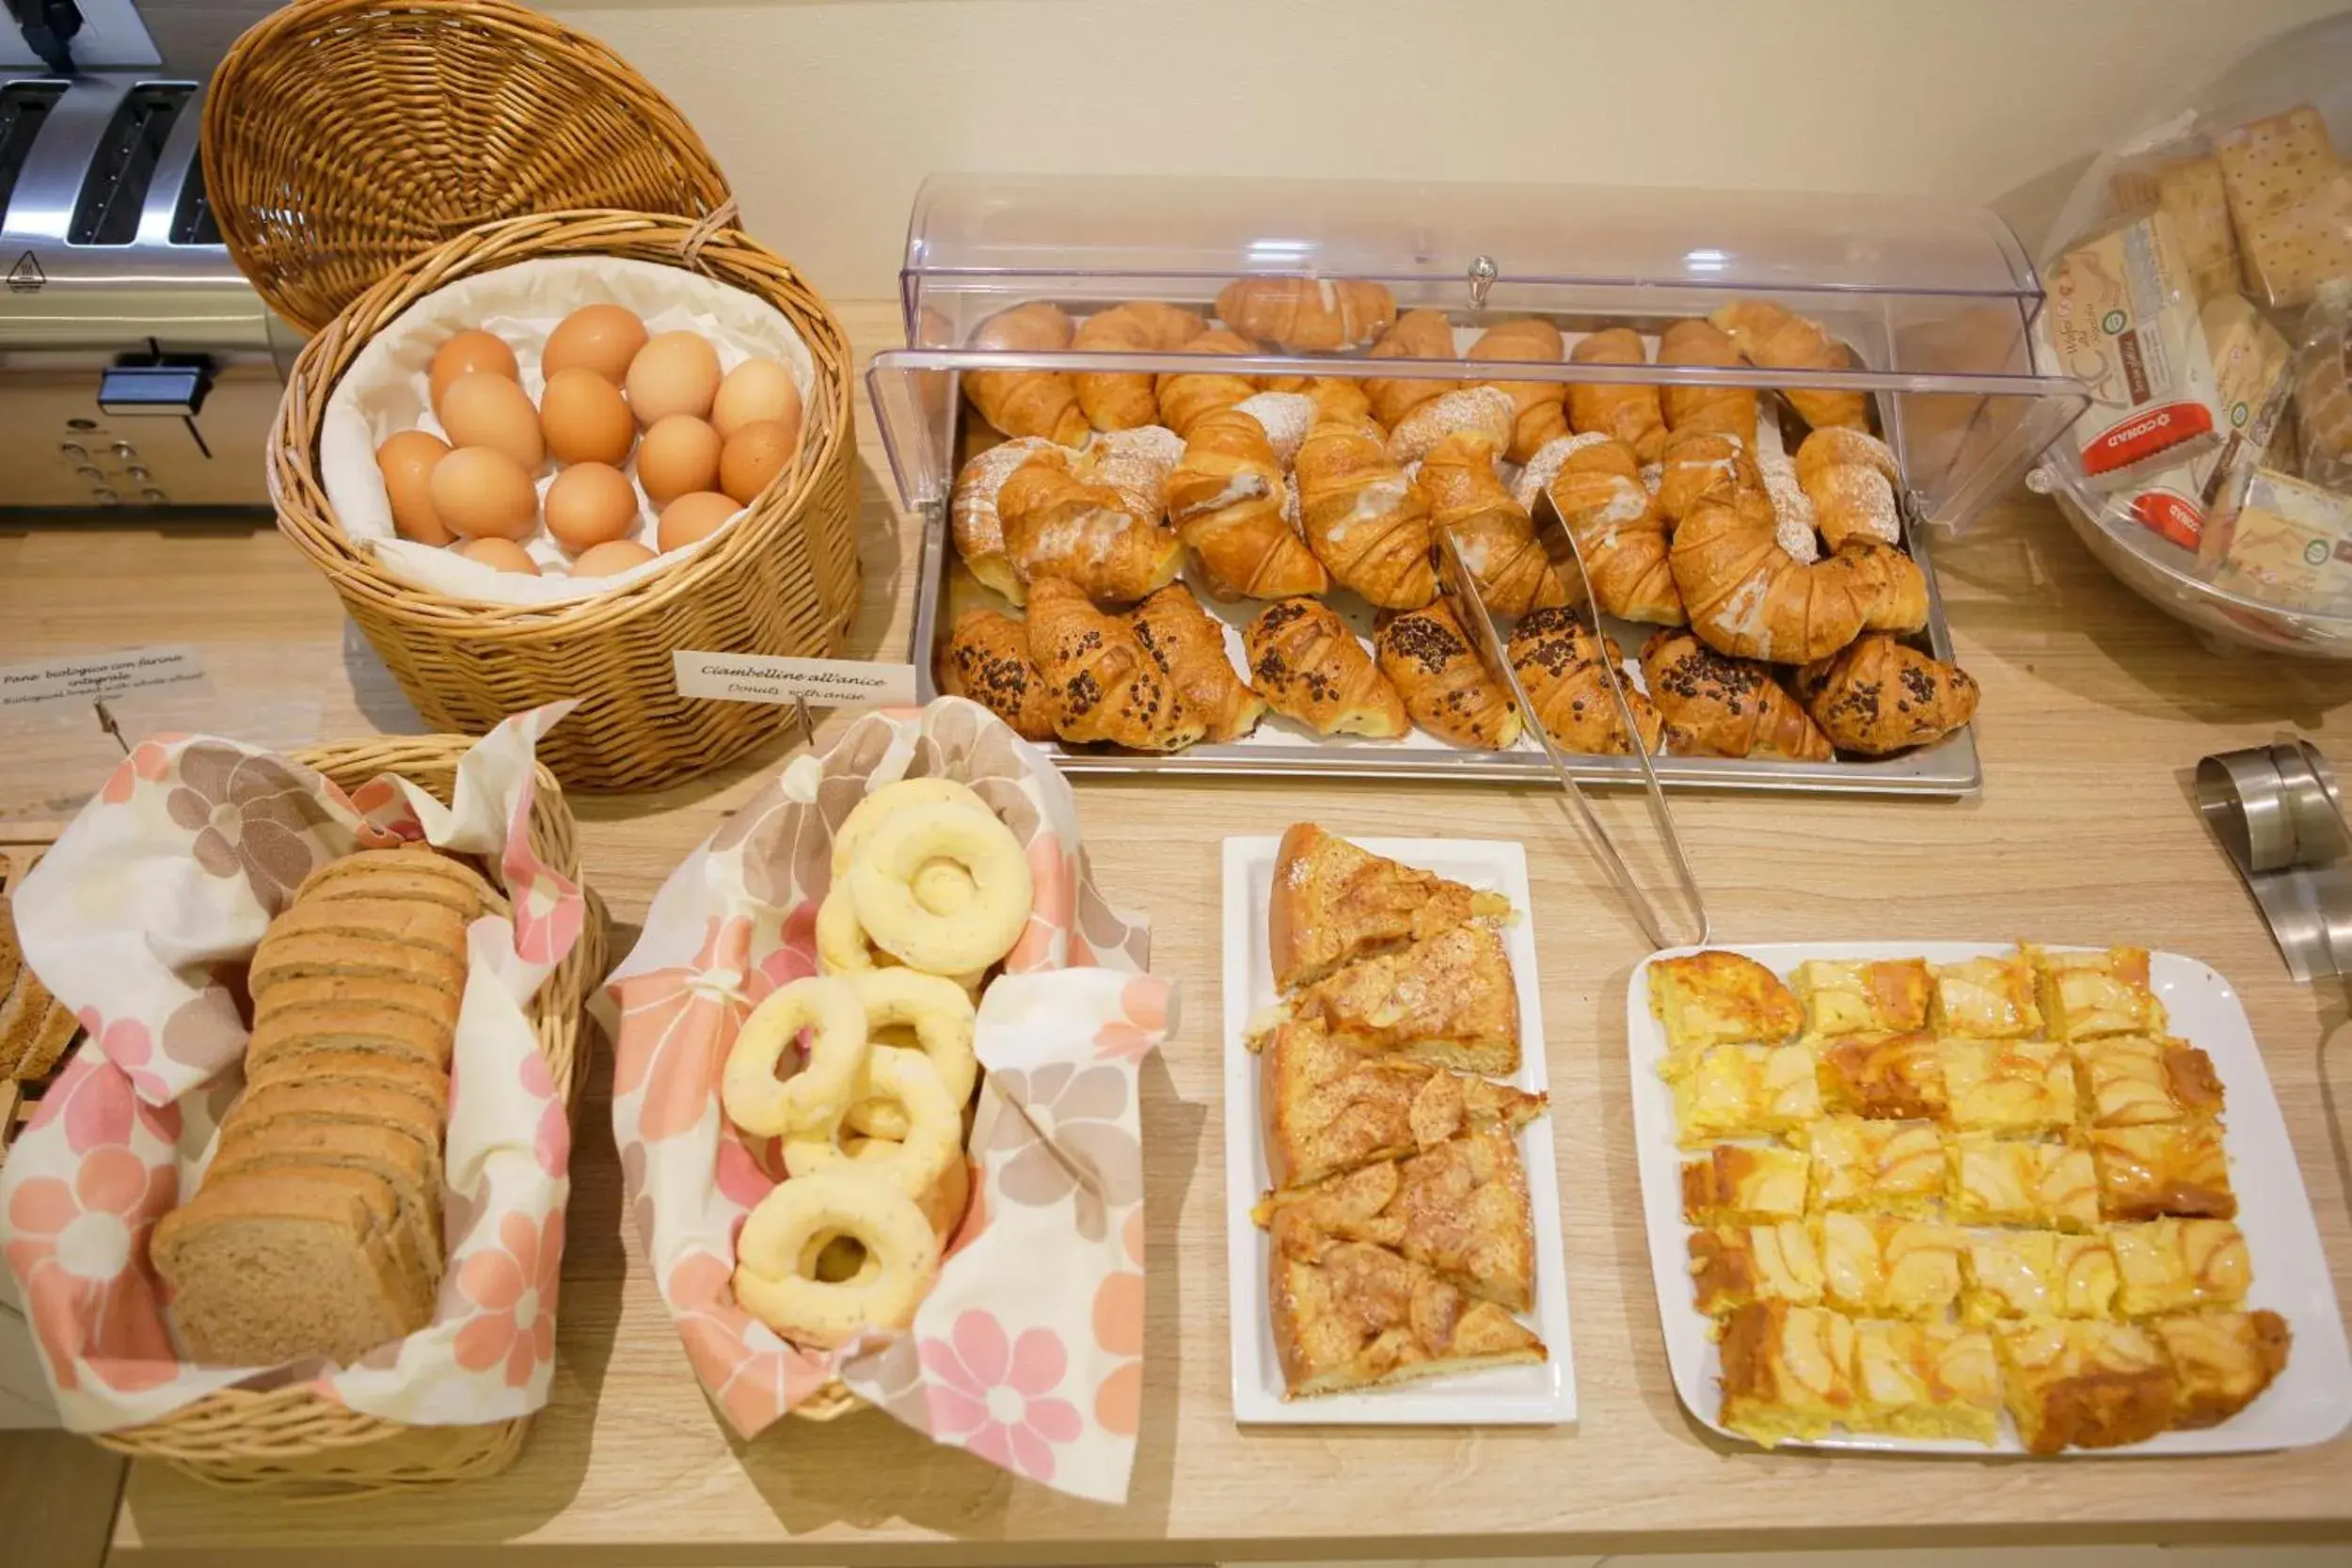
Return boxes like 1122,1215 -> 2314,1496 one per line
798,1231 -> 882,1286
912,858 -> 977,916
832,777 -> 991,875
818,879 -> 989,992
846,802 -> 1031,975
783,1046 -> 961,1201
842,969 -> 977,1139
721,975 -> 869,1137
840,1133 -> 971,1237
733,1169 -> 939,1347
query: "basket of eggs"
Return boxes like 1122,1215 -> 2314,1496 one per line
204,0 -> 860,790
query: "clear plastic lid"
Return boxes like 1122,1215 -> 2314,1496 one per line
873,172 -> 2088,526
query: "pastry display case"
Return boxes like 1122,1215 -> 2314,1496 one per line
869,173 -> 2089,795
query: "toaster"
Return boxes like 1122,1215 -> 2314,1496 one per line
0,71 -> 296,515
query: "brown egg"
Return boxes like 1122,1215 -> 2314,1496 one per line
455,537 -> 540,575
544,462 -> 641,553
711,357 -> 803,439
636,414 -> 723,505
376,429 -> 453,545
428,447 -> 539,540
658,490 -> 740,552
625,330 -> 722,425
438,372 -> 545,472
429,330 -> 518,410
569,540 -> 658,578
542,304 -> 648,385
539,367 -> 636,467
718,418 -> 801,504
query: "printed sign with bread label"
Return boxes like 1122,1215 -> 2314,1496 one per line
0,644 -> 209,711
672,651 -> 918,707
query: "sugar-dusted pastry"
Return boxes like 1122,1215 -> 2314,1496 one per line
1071,300 -> 1205,431
1260,1018 -> 1545,1191
1509,606 -> 1669,756
1467,316 -> 1569,462
1792,635 -> 1979,758
1814,1031 -> 1947,1123
1711,299 -> 1870,433
1790,957 -> 1933,1039
963,302 -> 1089,446
2151,1309 -> 2292,1429
1794,427 -> 1902,547
1243,598 -> 1408,738
1657,318 -> 1757,445
2030,944 -> 2167,1041
1646,949 -> 1804,1066
1851,1320 -> 2002,1445
1717,1301 -> 1860,1447
1024,578 -> 1204,752
1961,1231 -> 2120,1323
1166,406 -> 1329,599
1994,1318 -> 2176,1453
1073,422 -> 1186,524
1681,1143 -> 1811,1225
935,608 -> 1057,741
1639,629 -> 1832,762
1656,426 -> 1762,523
1217,277 -> 1395,353
1154,327 -> 1263,438
1938,1037 -> 2074,1132
2088,1122 -> 2237,1221
997,449 -> 1184,605
1529,434 -> 1683,626
2109,1218 -> 2251,1317
1389,387 -> 1519,468
1948,1132 -> 2100,1230
1674,1042 -> 1822,1146
1374,600 -> 1525,752
1566,325 -> 1668,463
1362,309 -> 1460,429
1804,1117 -> 1946,1213
1291,919 -> 1520,1074
1129,583 -> 1264,743
949,436 -> 1055,598
1689,1221 -> 1825,1314
2071,1036 -> 2224,1130
1266,822 -> 1511,992
1292,417 -> 1439,610
1668,499 -> 1875,664
1930,950 -> 2042,1039
1416,432 -> 1569,614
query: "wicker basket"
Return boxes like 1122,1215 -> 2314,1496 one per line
206,0 -> 863,791
91,735 -> 609,1492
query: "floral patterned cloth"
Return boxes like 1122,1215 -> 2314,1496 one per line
0,708 -> 586,1431
603,697 -> 1170,1503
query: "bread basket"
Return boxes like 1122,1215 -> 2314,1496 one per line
206,0 -> 861,790
91,735 -> 608,1492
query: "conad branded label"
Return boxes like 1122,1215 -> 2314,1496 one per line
2044,210 -> 2223,490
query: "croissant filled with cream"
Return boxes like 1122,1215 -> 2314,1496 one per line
1166,406 -> 1329,599
1294,418 -> 1438,610
997,449 -> 1184,606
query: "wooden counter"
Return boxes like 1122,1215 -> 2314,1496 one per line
4,302 -> 2351,1564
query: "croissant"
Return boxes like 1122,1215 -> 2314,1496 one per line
1656,427 -> 1761,523
1308,376 -> 1375,428
1073,424 -> 1185,523
1294,418 -> 1438,610
1524,434 -> 1683,626
1415,431 -> 1567,616
1364,309 -> 1460,429
1639,627 -> 1833,761
1469,317 -> 1570,463
998,450 -> 1184,606
1668,496 -> 1868,663
1840,540 -> 1931,634
1657,319 -> 1757,446
1374,601 -> 1524,751
1710,299 -> 1870,433
1509,605 -> 1667,755
1793,634 -> 1979,755
950,436 -> 1056,598
1389,386 -> 1518,467
1155,328 -> 1263,438
1566,326 -> 1668,463
1166,406 -> 1329,598
1216,277 -> 1396,352
1244,597 -> 1408,737
1025,578 -> 1204,751
1795,427 -> 1902,548
1233,391 -> 1316,467
937,608 -> 1057,741
1131,583 -> 1264,742
1073,301 -> 1206,431
964,302 -> 1090,447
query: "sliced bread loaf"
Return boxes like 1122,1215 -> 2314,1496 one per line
252,974 -> 463,1035
241,1047 -> 450,1114
248,929 -> 466,997
260,896 -> 468,961
294,847 -> 496,916
227,1081 -> 445,1158
244,1006 -> 456,1072
210,1123 -> 442,1296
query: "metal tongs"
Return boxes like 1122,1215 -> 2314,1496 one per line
1436,488 -> 1708,949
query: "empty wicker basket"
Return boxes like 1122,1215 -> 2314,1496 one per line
206,0 -> 861,790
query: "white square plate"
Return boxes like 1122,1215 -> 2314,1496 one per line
1221,834 -> 1576,1425
1628,940 -> 2352,1455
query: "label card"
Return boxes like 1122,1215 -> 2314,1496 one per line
0,645 -> 210,712
672,652 -> 919,708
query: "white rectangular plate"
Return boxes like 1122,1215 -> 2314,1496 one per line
1628,940 -> 2352,1455
1221,834 -> 1576,1425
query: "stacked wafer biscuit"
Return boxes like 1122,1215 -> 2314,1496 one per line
0,863 -> 80,1084
153,847 -> 494,1368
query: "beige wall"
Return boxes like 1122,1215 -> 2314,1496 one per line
542,0 -> 2349,302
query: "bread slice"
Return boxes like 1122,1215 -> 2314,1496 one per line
245,1004 -> 457,1072
153,1168 -> 428,1367
248,928 -> 466,997
240,1047 -> 450,1115
1268,823 -> 1511,993
1269,1207 -> 1545,1398
295,847 -> 496,916
253,974 -> 463,1035
1293,919 -> 1521,1073
260,897 -> 468,963
10,997 -> 78,1082
0,957 -> 68,1081
1261,1019 -> 1545,1190
0,882 -> 23,1008
211,1121 -> 443,1294
227,1080 -> 445,1155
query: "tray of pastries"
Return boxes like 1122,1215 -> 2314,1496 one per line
1629,940 -> 2352,1453
1220,825 -> 1573,1423
923,289 -> 1983,794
